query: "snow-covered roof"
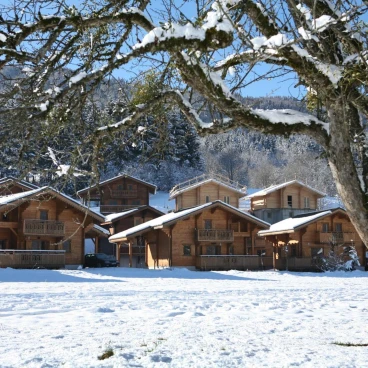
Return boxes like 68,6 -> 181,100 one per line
245,180 -> 325,199
0,186 -> 105,222
77,174 -> 156,195
93,224 -> 110,236
169,174 -> 247,200
102,205 -> 164,224
258,210 -> 333,236
0,187 -> 45,205
109,200 -> 269,242
0,176 -> 39,190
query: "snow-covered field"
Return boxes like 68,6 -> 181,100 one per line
1,268 -> 368,367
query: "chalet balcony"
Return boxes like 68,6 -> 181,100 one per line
318,232 -> 355,244
196,255 -> 318,271
196,229 -> 234,242
0,250 -> 65,269
110,190 -> 137,198
23,220 -> 65,236
100,205 -> 140,213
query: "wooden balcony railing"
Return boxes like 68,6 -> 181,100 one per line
100,205 -> 141,213
196,255 -> 318,271
170,173 -> 247,197
318,232 -> 355,244
196,229 -> 234,242
110,190 -> 137,198
196,255 -> 273,270
0,250 -> 65,269
24,220 -> 65,236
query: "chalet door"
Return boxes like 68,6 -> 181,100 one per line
31,240 -> 50,250
0,240 -> 6,249
206,244 -> 221,255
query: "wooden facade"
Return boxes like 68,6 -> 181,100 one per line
169,174 -> 247,211
258,209 -> 366,270
0,187 -> 106,267
109,201 -> 270,269
0,177 -> 39,196
247,180 -> 325,224
77,174 -> 156,214
99,206 -> 164,263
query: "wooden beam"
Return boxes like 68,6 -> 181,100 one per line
9,228 -> 18,238
169,226 -> 173,267
129,241 -> 133,268
156,231 -> 159,269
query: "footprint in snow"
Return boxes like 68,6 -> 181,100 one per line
166,311 -> 185,317
151,355 -> 172,363
97,307 -> 115,313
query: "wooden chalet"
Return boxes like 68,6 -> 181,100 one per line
0,187 -> 107,268
77,174 -> 157,214
109,201 -> 270,270
169,173 -> 247,211
0,176 -> 39,196
246,180 -> 325,224
99,205 -> 164,265
258,208 -> 366,271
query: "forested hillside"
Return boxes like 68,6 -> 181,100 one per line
0,69 -> 335,194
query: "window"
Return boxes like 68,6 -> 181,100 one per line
128,184 -> 133,190
290,245 -> 297,257
321,223 -> 329,233
287,195 -> 293,208
304,197 -> 310,208
62,240 -> 71,253
204,219 -> 212,229
0,240 -> 6,249
183,245 -> 191,256
118,184 -> 123,190
245,237 -> 252,254
31,240 -> 49,250
267,212 -> 272,219
132,200 -> 141,205
40,210 -> 48,220
224,196 -> 230,204
257,249 -> 266,256
335,223 -> 342,232
205,195 -> 210,203
228,245 -> 234,255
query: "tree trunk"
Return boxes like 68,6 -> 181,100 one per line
326,101 -> 368,248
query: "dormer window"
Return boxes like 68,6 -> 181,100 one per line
287,195 -> 292,208
304,197 -> 310,208
205,195 -> 210,203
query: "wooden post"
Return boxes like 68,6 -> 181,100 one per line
156,231 -> 159,269
169,227 -> 173,267
129,240 -> 133,268
116,242 -> 121,265
95,236 -> 99,253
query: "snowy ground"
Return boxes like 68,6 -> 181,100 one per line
1,268 -> 368,368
